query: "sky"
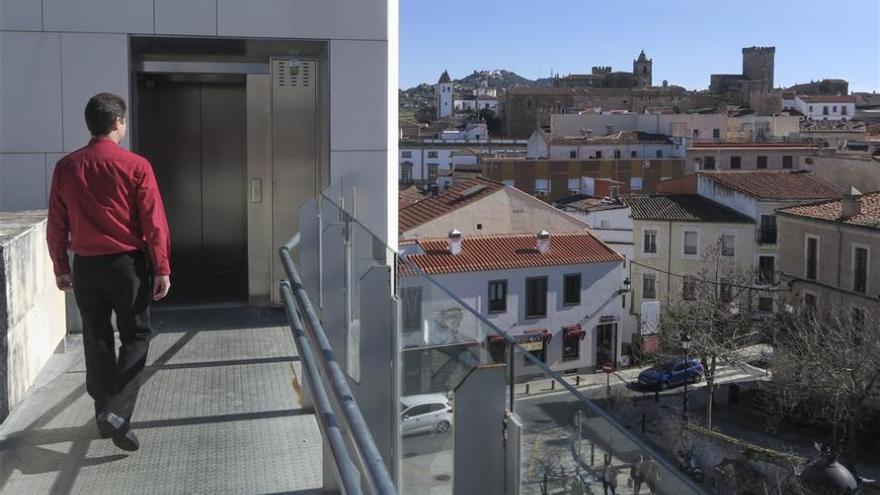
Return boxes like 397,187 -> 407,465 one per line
400,0 -> 880,93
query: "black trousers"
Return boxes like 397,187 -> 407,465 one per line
73,250 -> 153,421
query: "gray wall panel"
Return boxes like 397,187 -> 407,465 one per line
330,40 -> 387,152
217,0 -> 385,40
0,32 -> 63,153
60,33 -> 129,151
155,0 -> 217,36
0,154 -> 48,210
44,0 -> 153,33
0,0 -> 42,30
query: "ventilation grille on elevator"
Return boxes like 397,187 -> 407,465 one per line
274,59 -> 312,88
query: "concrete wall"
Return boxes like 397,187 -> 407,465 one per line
0,0 -> 397,245
686,148 -> 813,172
0,211 -> 66,422
805,154 -> 880,193
401,188 -> 590,241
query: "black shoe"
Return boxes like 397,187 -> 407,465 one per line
96,418 -> 114,439
97,411 -> 140,451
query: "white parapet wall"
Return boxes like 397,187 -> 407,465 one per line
0,210 -> 66,422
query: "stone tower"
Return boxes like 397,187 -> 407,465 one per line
742,46 -> 775,91
633,50 -> 652,88
435,70 -> 454,119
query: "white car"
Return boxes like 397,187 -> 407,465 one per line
400,394 -> 453,436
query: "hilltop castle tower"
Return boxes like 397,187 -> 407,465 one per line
742,46 -> 775,92
633,50 -> 652,88
435,70 -> 453,119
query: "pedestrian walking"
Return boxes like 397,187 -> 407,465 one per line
47,93 -> 171,452
644,457 -> 661,495
629,454 -> 645,495
602,455 -> 618,495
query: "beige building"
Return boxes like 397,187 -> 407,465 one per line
399,177 -> 589,241
686,142 -> 822,173
625,194 -> 755,340
776,189 -> 880,320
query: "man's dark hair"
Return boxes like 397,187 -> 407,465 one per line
84,93 -> 126,136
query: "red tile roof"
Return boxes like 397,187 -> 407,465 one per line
398,186 -> 426,208
625,194 -> 753,223
777,191 -> 880,229
700,170 -> 842,200
797,95 -> 856,103
402,232 -> 623,275
399,177 -> 504,233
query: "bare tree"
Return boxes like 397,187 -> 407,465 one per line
660,242 -> 759,429
769,302 -> 880,471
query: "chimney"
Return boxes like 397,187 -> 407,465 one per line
536,230 -> 550,254
448,229 -> 462,255
841,187 -> 863,219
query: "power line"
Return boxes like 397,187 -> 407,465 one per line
628,259 -> 791,293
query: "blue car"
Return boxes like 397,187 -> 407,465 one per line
638,358 -> 704,390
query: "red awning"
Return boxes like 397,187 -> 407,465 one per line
563,324 -> 586,340
487,334 -> 506,344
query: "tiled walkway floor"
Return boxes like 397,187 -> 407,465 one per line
0,307 -> 321,495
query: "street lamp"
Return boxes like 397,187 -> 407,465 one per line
681,332 -> 691,423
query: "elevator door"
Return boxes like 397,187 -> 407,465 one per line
137,78 -> 248,305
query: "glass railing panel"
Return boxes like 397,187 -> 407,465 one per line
510,345 -> 702,495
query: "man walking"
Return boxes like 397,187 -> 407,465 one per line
47,93 -> 171,451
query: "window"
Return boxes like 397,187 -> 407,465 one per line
525,277 -> 548,318
656,150 -> 663,158
809,105 -> 813,113
758,256 -> 775,284
427,164 -> 439,182
643,230 -> 658,254
488,280 -> 507,313
805,236 -> 818,280
563,274 -> 581,306
759,215 -> 777,244
721,233 -> 736,257
692,129 -> 700,138
401,151 -> 412,158
842,106 -> 848,116
822,106 -> 829,116
595,150 -> 602,159
427,151 -> 438,158
853,246 -> 868,293
712,128 -> 720,139
570,150 -> 577,159
758,296 -> 774,312
562,337 -> 579,361
730,156 -> 741,169
832,105 -> 837,113
703,156 -> 715,170
631,150 -> 638,158
719,280 -> 733,303
401,162 -> 413,183
614,149 -> 621,159
804,292 -> 817,311
756,156 -> 768,169
683,230 -> 698,256
642,274 -> 657,299
682,277 -> 696,301
782,155 -> 793,169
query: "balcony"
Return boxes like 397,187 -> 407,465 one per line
1,180 -> 704,494
757,227 -> 777,245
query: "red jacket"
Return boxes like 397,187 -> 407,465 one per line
47,137 -> 171,276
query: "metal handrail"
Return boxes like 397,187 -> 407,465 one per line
279,242 -> 397,495
279,283 -> 362,494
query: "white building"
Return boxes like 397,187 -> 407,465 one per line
435,70 -> 454,119
399,136 -> 527,187
400,231 -> 626,375
527,129 -> 685,160
785,95 -> 856,121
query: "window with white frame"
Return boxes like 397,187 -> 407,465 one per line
401,151 -> 412,158
401,162 -> 413,183
643,229 -> 658,254
853,245 -> 869,294
630,177 -> 643,191
720,233 -> 736,257
683,230 -> 698,256
642,273 -> 657,299
535,179 -> 549,193
427,150 -> 438,158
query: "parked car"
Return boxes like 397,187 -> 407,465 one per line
400,394 -> 453,436
638,358 -> 704,390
